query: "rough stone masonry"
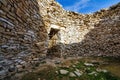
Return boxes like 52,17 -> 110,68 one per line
38,0 -> 120,57
0,0 -> 48,79
0,0 -> 120,79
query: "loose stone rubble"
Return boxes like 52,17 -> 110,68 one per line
38,0 -> 120,57
59,69 -> 69,75
0,0 -> 120,79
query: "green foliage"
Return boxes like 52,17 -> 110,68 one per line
21,57 -> 120,80
75,61 -> 84,69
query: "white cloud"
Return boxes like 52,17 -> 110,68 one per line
64,0 -> 90,12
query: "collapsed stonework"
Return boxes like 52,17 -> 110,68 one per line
38,0 -> 120,57
0,0 -> 120,79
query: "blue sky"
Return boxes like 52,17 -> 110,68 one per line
56,0 -> 120,14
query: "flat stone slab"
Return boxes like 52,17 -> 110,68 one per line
84,63 -> 94,66
59,69 -> 69,75
74,71 -> 82,76
69,72 -> 76,77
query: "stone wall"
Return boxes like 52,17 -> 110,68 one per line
0,0 -> 47,79
0,0 -> 120,79
64,4 -> 120,57
38,0 -> 120,57
0,0 -> 48,55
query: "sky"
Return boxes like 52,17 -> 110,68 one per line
56,0 -> 120,14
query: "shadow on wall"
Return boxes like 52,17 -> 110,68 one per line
0,0 -> 47,56
47,12 -> 120,57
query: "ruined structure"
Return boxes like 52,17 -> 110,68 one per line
0,0 -> 120,79
38,0 -> 120,57
0,0 -> 48,79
